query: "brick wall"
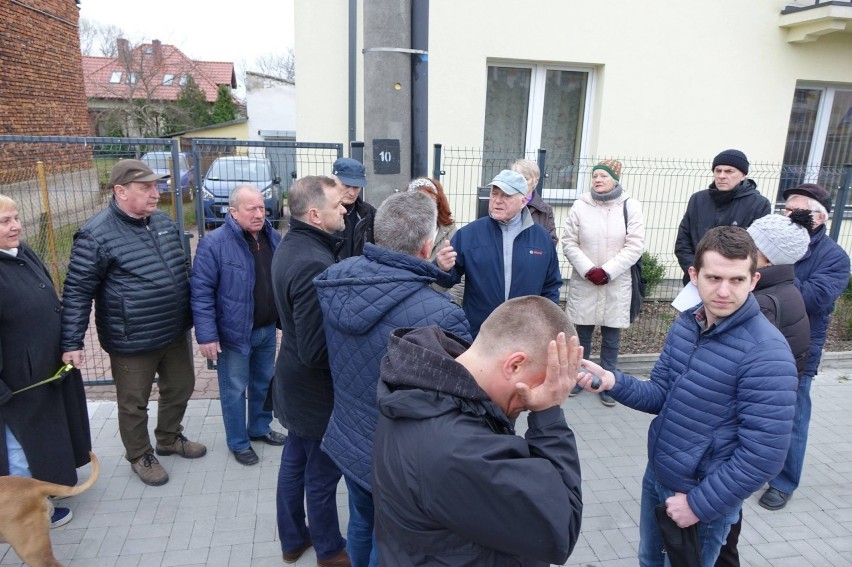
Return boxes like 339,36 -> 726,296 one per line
0,0 -> 91,175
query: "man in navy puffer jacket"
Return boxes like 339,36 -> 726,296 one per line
758,184 -> 851,511
578,227 -> 797,566
315,191 -> 470,566
191,185 -> 284,466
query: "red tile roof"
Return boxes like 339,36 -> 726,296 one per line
82,41 -> 236,103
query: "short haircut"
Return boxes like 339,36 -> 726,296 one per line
374,191 -> 437,256
0,194 -> 16,213
694,226 -> 758,275
407,177 -> 454,226
288,175 -> 337,220
511,158 -> 540,185
476,296 -> 576,367
229,184 -> 261,208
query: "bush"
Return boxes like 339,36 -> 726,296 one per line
641,251 -> 666,296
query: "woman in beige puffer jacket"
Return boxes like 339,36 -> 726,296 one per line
561,159 -> 644,406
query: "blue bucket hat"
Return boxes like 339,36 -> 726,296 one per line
333,158 -> 367,188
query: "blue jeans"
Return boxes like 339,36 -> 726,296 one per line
217,325 -> 277,452
638,465 -> 740,567
770,374 -> 813,494
276,433 -> 345,560
4,426 -> 31,477
345,476 -> 378,567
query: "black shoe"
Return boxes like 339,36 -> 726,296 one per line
758,487 -> 791,510
250,430 -> 287,446
569,385 -> 583,397
233,447 -> 259,466
599,392 -> 617,407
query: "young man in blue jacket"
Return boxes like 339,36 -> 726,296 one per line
578,226 -> 798,566
191,185 -> 285,466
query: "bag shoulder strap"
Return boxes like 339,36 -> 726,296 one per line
764,292 -> 783,327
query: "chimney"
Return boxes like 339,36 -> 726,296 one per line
152,39 -> 162,66
116,37 -> 129,58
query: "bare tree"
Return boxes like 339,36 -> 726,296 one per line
254,47 -> 295,82
78,18 -> 126,57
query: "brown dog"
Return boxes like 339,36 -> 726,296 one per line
0,452 -> 99,567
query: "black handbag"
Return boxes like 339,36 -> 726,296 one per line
654,504 -> 702,567
623,200 -> 646,323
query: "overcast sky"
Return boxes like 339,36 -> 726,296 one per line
78,0 -> 295,70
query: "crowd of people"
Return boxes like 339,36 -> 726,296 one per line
0,148 -> 848,566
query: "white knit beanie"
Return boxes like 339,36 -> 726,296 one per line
747,214 -> 809,266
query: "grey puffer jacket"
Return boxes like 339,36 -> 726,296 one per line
61,198 -> 192,355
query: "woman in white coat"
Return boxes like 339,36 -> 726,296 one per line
561,160 -> 644,406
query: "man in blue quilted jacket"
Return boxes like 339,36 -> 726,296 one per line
315,191 -> 471,566
577,226 -> 798,566
191,185 -> 285,467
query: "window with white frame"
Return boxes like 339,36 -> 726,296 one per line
126,72 -> 138,84
482,63 -> 593,202
179,74 -> 189,86
163,74 -> 174,86
780,84 -> 852,203
109,71 -> 122,84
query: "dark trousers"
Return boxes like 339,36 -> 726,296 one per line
110,334 -> 195,462
276,433 -> 345,560
576,324 -> 621,371
715,509 -> 743,567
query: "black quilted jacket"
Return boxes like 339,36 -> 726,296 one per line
61,198 -> 192,355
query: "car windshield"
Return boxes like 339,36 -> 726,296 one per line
206,159 -> 270,182
141,153 -> 189,171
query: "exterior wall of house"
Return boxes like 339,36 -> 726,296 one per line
295,0 -> 852,162
0,0 -> 90,173
246,74 -> 297,141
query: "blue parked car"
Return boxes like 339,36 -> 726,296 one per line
202,156 -> 283,230
140,152 -> 195,201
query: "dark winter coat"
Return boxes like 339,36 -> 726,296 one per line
314,243 -> 471,491
609,295 -> 797,522
440,209 -> 562,336
61,198 -> 192,355
190,214 -> 281,355
372,326 -> 582,567
675,179 -> 771,278
527,191 -> 557,246
793,224 -> 851,376
0,244 -> 91,485
335,198 -> 376,259
271,218 -> 342,440
753,264 -> 810,377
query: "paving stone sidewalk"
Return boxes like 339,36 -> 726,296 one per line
1,368 -> 850,566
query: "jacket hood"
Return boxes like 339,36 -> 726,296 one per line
377,326 -> 506,424
314,243 -> 447,335
755,264 -> 795,290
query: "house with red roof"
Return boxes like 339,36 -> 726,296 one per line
82,39 -> 237,137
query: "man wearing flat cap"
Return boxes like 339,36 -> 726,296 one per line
437,169 -> 562,337
61,159 -> 205,487
332,157 -> 376,259
757,183 -> 850,511
675,149 -> 771,283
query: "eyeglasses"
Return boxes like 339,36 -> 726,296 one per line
784,207 -> 812,214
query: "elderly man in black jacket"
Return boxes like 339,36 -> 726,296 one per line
61,160 -> 206,487
372,296 -> 583,566
675,149 -> 771,284
270,175 -> 350,567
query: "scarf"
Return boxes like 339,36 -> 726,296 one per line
591,183 -> 624,202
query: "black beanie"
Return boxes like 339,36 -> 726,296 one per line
712,149 -> 749,175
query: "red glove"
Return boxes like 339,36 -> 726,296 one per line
585,267 -> 609,285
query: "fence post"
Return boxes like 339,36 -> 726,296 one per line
829,163 -> 852,242
432,143 -> 443,180
350,141 -> 365,163
36,160 -> 61,296
168,140 -> 191,261
192,140 -> 205,238
536,148 -> 547,195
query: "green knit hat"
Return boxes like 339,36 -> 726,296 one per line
592,159 -> 622,182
